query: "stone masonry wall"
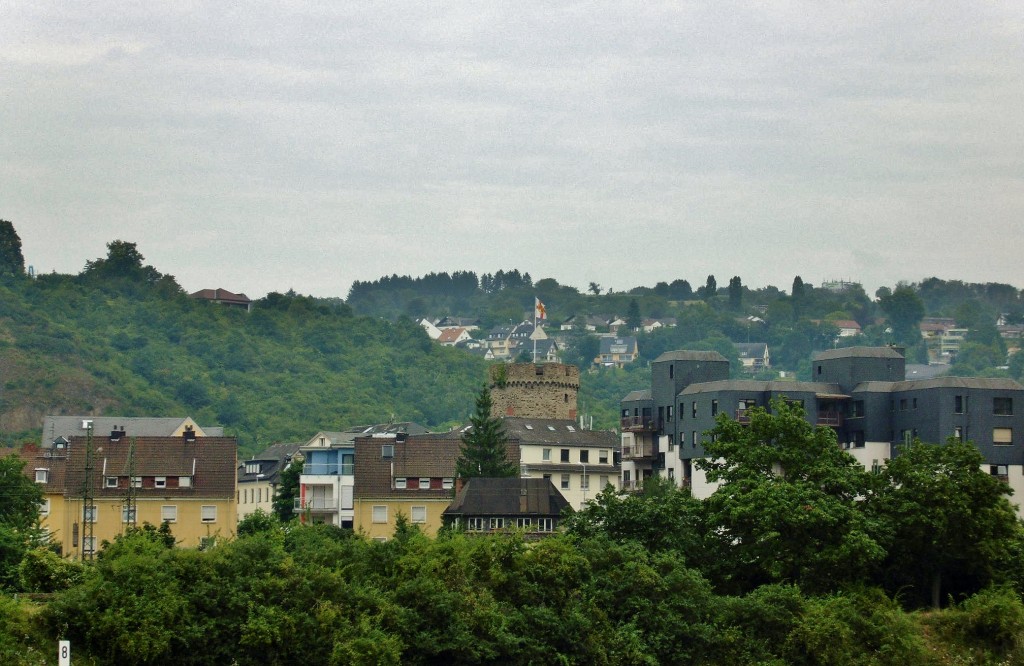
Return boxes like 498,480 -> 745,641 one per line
488,363 -> 580,420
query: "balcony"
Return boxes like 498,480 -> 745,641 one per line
301,463 -> 354,476
620,415 -> 657,431
294,497 -> 338,512
816,412 -> 842,427
621,443 -> 656,462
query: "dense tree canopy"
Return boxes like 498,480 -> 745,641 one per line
0,220 -> 25,277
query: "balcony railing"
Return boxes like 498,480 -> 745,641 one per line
294,498 -> 339,511
620,415 -> 657,431
301,464 -> 354,476
621,444 -> 655,461
817,412 -> 842,427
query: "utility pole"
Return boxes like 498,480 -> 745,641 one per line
81,424 -> 95,560
123,436 -> 138,531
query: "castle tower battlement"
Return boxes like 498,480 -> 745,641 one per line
489,363 -> 580,420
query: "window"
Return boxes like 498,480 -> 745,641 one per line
395,477 -> 407,489
579,450 -> 589,464
850,401 -> 865,418
542,448 -> 551,461
537,518 -> 554,532
692,402 -> 697,418
900,399 -> 908,411
161,505 -> 177,523
851,431 -> 865,448
623,470 -> 631,484
600,475 -> 609,488
667,468 -> 675,480
411,506 -> 426,523
871,460 -> 882,475
995,397 -> 1014,416
669,365 -> 674,379
489,517 -> 505,530
442,478 -> 454,490
131,476 -> 142,488
581,474 -> 590,490
692,431 -> 698,448
666,405 -> 674,422
467,517 -> 485,531
667,435 -> 674,452
83,506 -> 97,523
201,505 -> 217,523
381,444 -> 394,459
34,469 -> 48,484
953,426 -> 963,441
372,505 -> 388,523
179,476 -> 192,488
955,395 -> 964,413
122,506 -> 137,523
341,453 -> 354,475
200,536 -> 216,550
680,403 -> 686,420
104,476 -> 118,488
83,536 -> 96,555
711,400 -> 718,417
39,498 -> 50,517
993,428 -> 1013,445
419,478 -> 430,490
560,449 -> 570,463
517,517 -> 532,528
245,462 -> 260,474
599,450 -> 608,464
154,476 -> 167,489
561,474 -> 570,490
991,465 -> 1009,480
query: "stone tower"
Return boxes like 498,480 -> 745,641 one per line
488,363 -> 580,420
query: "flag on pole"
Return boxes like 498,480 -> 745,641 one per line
534,297 -> 547,320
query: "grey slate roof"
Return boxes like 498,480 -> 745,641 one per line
735,342 -> 768,358
443,477 -> 570,518
622,389 -> 652,402
501,418 -> 619,449
41,416 -> 224,446
238,441 -> 302,484
813,346 -> 904,361
653,350 -> 729,363
855,377 -> 1024,393
679,380 -> 844,396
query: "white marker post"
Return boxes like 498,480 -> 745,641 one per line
58,640 -> 70,666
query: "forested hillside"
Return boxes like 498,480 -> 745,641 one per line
0,240 -> 491,453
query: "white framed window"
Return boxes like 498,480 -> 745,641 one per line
467,517 -> 485,531
516,517 -> 532,528
442,478 -> 454,490
581,474 -> 590,490
104,476 -> 118,488
538,518 -> 553,532
419,478 -> 430,490
994,428 -> 1013,445
411,506 -> 426,523
179,476 -> 192,488
154,476 -> 167,489
372,505 -> 388,523
161,505 -> 177,523
599,450 -> 608,464
395,477 -> 407,489
489,517 -> 505,530
542,448 -> 551,461
200,536 -> 216,550
561,474 -> 570,490
579,450 -> 589,463
34,469 -> 49,484
245,462 -> 260,474
83,506 -> 97,523
201,505 -> 217,523
131,476 -> 142,488
122,506 -> 137,523
83,536 -> 97,554
39,498 -> 50,517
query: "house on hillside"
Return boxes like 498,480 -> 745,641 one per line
419,318 -> 443,340
189,288 -> 252,311
597,336 -> 638,367
442,477 -> 570,538
735,343 -> 770,372
832,320 -> 863,338
437,327 -> 472,347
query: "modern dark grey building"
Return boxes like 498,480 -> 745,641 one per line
620,346 -> 1024,514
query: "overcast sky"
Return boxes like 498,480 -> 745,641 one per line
3,2 -> 1022,300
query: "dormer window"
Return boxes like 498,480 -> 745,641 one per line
245,462 -> 261,475
34,469 -> 49,484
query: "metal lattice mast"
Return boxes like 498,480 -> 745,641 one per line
123,436 -> 138,531
82,424 -> 95,560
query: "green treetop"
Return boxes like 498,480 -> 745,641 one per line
0,220 -> 25,277
456,385 -> 517,478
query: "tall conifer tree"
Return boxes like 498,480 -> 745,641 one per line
457,386 -> 516,478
